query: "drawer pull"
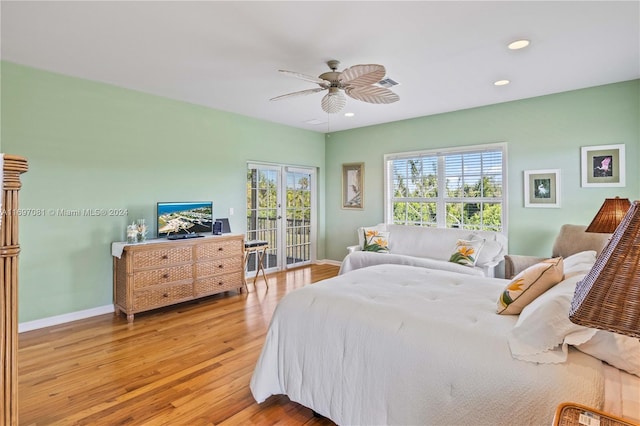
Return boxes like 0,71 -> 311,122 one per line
218,281 -> 224,286
218,247 -> 224,251
162,273 -> 169,279
218,264 -> 224,269
163,293 -> 169,298
161,255 -> 169,260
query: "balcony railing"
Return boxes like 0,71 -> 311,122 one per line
245,217 -> 311,272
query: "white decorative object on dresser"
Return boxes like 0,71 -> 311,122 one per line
112,234 -> 244,322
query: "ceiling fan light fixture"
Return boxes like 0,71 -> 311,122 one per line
508,39 -> 530,50
272,59 -> 400,113
494,79 -> 510,86
344,112 -> 355,117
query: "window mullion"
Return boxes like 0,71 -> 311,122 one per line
437,156 -> 446,227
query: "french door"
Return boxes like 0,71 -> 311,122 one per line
246,163 -> 316,276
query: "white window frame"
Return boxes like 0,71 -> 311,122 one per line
383,142 -> 508,233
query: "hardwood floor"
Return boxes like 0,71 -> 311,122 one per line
18,264 -> 340,425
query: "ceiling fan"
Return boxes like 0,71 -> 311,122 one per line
270,60 -> 400,114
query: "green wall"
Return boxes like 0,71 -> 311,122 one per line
1,62 -> 326,322
3,60 -> 638,324
325,80 -> 639,260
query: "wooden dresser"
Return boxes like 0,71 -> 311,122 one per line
113,234 -> 244,322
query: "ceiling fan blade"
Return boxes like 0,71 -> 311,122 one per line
279,70 -> 328,85
321,90 -> 346,113
346,86 -> 400,104
270,87 -> 326,101
339,64 -> 386,87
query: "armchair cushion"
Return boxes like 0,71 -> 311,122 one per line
504,224 -> 610,279
551,224 -> 609,258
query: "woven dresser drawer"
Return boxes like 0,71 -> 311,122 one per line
195,256 -> 242,278
131,246 -> 192,269
196,239 -> 243,260
133,283 -> 193,311
132,264 -> 193,289
194,272 -> 243,296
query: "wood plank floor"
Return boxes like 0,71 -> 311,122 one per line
18,264 -> 340,425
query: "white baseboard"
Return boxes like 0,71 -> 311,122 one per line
18,304 -> 114,333
315,259 -> 342,267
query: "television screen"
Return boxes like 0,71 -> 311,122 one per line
157,202 -> 213,237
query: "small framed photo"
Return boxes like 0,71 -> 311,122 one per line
342,162 -> 364,209
581,144 -> 625,187
524,169 -> 561,208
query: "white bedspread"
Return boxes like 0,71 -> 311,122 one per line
251,264 -> 604,426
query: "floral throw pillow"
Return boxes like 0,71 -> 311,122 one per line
362,229 -> 390,253
448,238 -> 485,267
497,257 -> 564,315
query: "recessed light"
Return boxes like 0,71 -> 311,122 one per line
508,39 -> 530,50
494,79 -> 510,86
344,112 -> 355,117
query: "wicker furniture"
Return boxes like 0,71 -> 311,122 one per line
553,402 -> 639,426
1,155 -> 28,426
113,234 -> 244,322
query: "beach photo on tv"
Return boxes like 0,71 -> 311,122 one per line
157,202 -> 213,236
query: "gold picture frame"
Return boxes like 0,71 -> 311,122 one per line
342,162 -> 364,209
524,169 -> 561,208
581,144 -> 625,187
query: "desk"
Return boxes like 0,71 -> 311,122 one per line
244,242 -> 269,290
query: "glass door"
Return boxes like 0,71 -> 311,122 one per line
246,163 -> 316,276
285,167 -> 314,268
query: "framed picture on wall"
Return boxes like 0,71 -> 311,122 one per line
524,169 -> 561,208
342,162 -> 364,209
581,144 -> 625,187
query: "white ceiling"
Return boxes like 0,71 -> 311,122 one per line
2,1 -> 639,133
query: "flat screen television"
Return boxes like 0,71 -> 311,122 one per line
157,202 -> 213,238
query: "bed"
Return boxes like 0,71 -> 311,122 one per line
250,259 -> 640,425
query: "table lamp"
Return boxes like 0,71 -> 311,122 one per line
570,200 -> 640,338
585,197 -> 631,233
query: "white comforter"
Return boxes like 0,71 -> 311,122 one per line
250,264 -> 604,426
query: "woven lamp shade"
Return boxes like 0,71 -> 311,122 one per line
585,197 -> 631,233
570,200 -> 640,338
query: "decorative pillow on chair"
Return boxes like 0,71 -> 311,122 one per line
448,238 -> 485,267
497,257 -> 564,315
362,230 -> 390,253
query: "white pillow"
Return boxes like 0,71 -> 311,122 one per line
562,250 -> 597,279
576,330 -> 640,377
508,274 -> 597,364
472,235 -> 502,266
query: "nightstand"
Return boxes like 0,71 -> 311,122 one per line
553,402 -> 639,426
